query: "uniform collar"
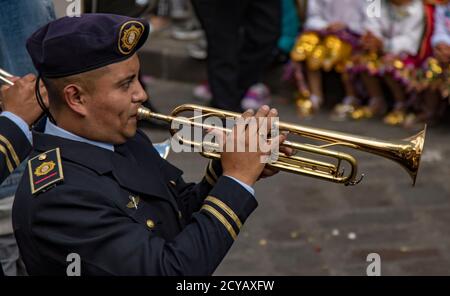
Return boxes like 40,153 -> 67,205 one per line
32,131 -> 114,175
32,130 -> 182,205
45,119 -> 114,152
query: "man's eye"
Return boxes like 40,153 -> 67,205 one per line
122,81 -> 131,89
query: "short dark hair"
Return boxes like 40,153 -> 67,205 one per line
41,68 -> 106,111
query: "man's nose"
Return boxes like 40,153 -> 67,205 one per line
133,81 -> 148,103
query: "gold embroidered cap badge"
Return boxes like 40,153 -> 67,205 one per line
118,21 -> 145,55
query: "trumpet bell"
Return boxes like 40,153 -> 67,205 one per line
400,127 -> 426,186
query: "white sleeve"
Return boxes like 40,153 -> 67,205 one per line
0,112 -> 32,144
388,3 -> 425,55
304,0 -> 328,31
364,7 -> 384,40
431,5 -> 450,47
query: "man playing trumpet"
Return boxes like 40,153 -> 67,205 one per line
12,14 -> 290,275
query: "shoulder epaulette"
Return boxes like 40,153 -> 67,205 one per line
28,148 -> 64,195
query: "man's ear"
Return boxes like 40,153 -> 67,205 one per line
63,84 -> 88,116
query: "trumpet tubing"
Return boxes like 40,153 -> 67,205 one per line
138,104 -> 426,186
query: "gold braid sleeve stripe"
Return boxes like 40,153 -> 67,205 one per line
0,134 -> 20,166
0,143 -> 14,173
205,196 -> 242,230
201,204 -> 237,240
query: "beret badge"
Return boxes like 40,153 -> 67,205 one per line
118,21 -> 145,55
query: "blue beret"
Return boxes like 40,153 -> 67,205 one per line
26,13 -> 150,78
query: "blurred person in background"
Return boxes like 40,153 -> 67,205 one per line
393,0 -> 449,128
290,0 -> 367,118
430,0 -> 450,100
191,0 -> 281,112
408,0 -> 450,127
0,75 -> 48,277
351,0 -> 426,125
0,0 -> 55,275
178,0 -> 293,112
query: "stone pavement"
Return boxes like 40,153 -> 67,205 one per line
141,78 -> 450,276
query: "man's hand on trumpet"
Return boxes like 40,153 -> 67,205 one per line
0,74 -> 48,126
212,105 -> 293,187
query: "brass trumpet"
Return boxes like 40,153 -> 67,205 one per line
138,104 -> 426,186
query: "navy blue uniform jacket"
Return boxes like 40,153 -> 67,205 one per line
12,129 -> 257,275
0,116 -> 32,277
0,116 -> 31,184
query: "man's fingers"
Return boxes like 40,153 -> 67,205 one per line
233,109 -> 254,142
265,108 -> 278,135
207,127 -> 227,148
0,85 -> 9,93
255,105 -> 270,119
252,105 -> 272,139
259,167 -> 280,179
237,109 -> 254,131
269,134 -> 287,151
268,108 -> 278,118
5,76 -> 20,85
241,109 -> 254,120
14,75 -> 35,88
279,145 -> 294,157
269,133 -> 287,143
23,74 -> 37,82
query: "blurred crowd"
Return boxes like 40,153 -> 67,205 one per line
288,0 -> 450,129
149,0 -> 450,129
